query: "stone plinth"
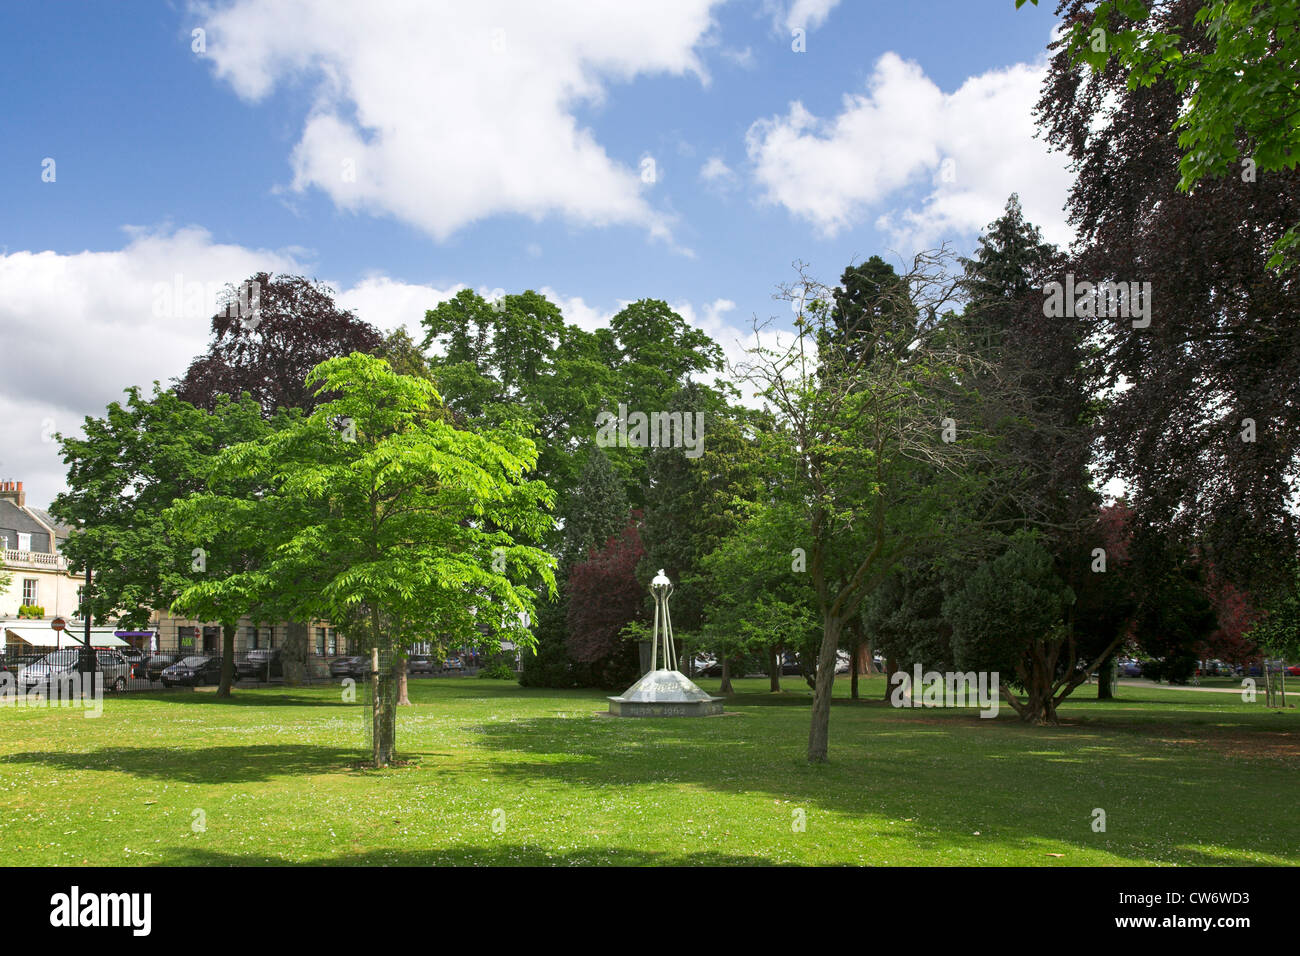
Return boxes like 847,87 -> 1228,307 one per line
608,668 -> 724,717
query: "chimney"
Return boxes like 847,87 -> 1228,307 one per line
0,481 -> 25,507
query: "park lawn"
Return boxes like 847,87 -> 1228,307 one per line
0,675 -> 1295,866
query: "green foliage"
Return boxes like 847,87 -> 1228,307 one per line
175,353 -> 557,655
1023,0 -> 1300,269
944,532 -> 1076,678
16,605 -> 45,619
1246,565 -> 1300,659
478,660 -> 518,680
51,386 -> 275,630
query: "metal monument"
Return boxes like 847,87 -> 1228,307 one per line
608,570 -> 723,717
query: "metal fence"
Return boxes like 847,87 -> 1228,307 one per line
1,648 -> 483,694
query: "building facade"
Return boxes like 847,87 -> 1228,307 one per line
0,481 -> 82,621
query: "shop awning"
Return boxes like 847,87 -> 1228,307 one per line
3,625 -> 129,649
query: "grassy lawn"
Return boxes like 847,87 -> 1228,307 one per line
0,675 -> 1296,866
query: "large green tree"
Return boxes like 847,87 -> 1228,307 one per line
174,353 -> 556,765
738,252 -> 1001,762
51,387 -> 275,696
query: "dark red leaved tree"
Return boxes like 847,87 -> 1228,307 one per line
566,519 -> 646,687
174,272 -> 383,416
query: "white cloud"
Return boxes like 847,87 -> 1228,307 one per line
196,0 -> 725,243
745,52 -> 1074,249
761,0 -> 841,33
0,226 -> 302,509
699,155 -> 737,186
333,274 -> 465,342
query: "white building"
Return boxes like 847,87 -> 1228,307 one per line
0,481 -> 82,622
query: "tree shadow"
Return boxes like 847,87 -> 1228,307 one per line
461,709 -> 1300,867
1,744 -> 363,784
155,843 -> 776,867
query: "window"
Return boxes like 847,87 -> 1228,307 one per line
249,627 -> 260,650
16,533 -> 31,552
21,579 -> 38,606
178,626 -> 196,651
202,626 -> 220,653
327,629 -> 337,655
315,628 -> 326,655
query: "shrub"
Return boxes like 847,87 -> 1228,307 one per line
478,660 -> 517,680
16,605 -> 45,619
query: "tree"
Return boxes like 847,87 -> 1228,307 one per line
520,444 -> 630,689
945,532 -> 1084,724
1036,0 -> 1300,591
695,502 -> 820,695
566,519 -> 646,688
1020,0 -> 1300,267
1247,564 -> 1300,660
175,353 -> 556,765
51,387 -> 274,696
175,272 -> 383,416
737,252 -> 1002,762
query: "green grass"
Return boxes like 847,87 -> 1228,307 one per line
1,675 -> 1296,866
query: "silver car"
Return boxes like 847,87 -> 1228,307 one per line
19,648 -> 132,693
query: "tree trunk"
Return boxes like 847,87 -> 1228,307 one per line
370,647 -> 390,767
849,632 -> 862,700
217,621 -> 237,698
769,645 -> 781,693
281,622 -> 310,685
396,656 -> 411,706
807,616 -> 843,763
719,655 -> 734,696
858,640 -> 875,675
1097,655 -> 1115,700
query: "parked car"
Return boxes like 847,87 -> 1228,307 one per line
160,655 -> 223,688
1,652 -> 44,677
120,649 -> 146,677
236,649 -> 283,681
781,655 -> 802,676
442,656 -> 463,671
1118,660 -> 1142,678
19,648 -> 132,693
145,654 -> 178,682
330,656 -> 368,680
1286,665 -> 1300,678
407,655 -> 435,675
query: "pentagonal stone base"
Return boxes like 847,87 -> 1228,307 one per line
607,668 -> 724,717
607,697 -> 725,717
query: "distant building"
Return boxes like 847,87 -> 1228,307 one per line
0,480 -> 82,621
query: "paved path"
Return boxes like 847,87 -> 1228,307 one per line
1117,678 -> 1261,695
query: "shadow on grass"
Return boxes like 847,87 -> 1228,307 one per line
1,744 -> 361,784
458,708 -> 1299,867
155,844 -> 774,867
124,688 -> 358,708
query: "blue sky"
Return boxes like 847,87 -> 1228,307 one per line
0,0 -> 1072,507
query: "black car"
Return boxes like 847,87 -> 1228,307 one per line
145,654 -> 179,682
330,656 -> 368,680
407,655 -> 435,675
160,655 -> 223,687
236,649 -> 283,681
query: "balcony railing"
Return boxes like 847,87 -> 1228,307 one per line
2,549 -> 67,570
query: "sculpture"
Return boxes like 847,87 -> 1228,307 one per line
607,570 -> 723,717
